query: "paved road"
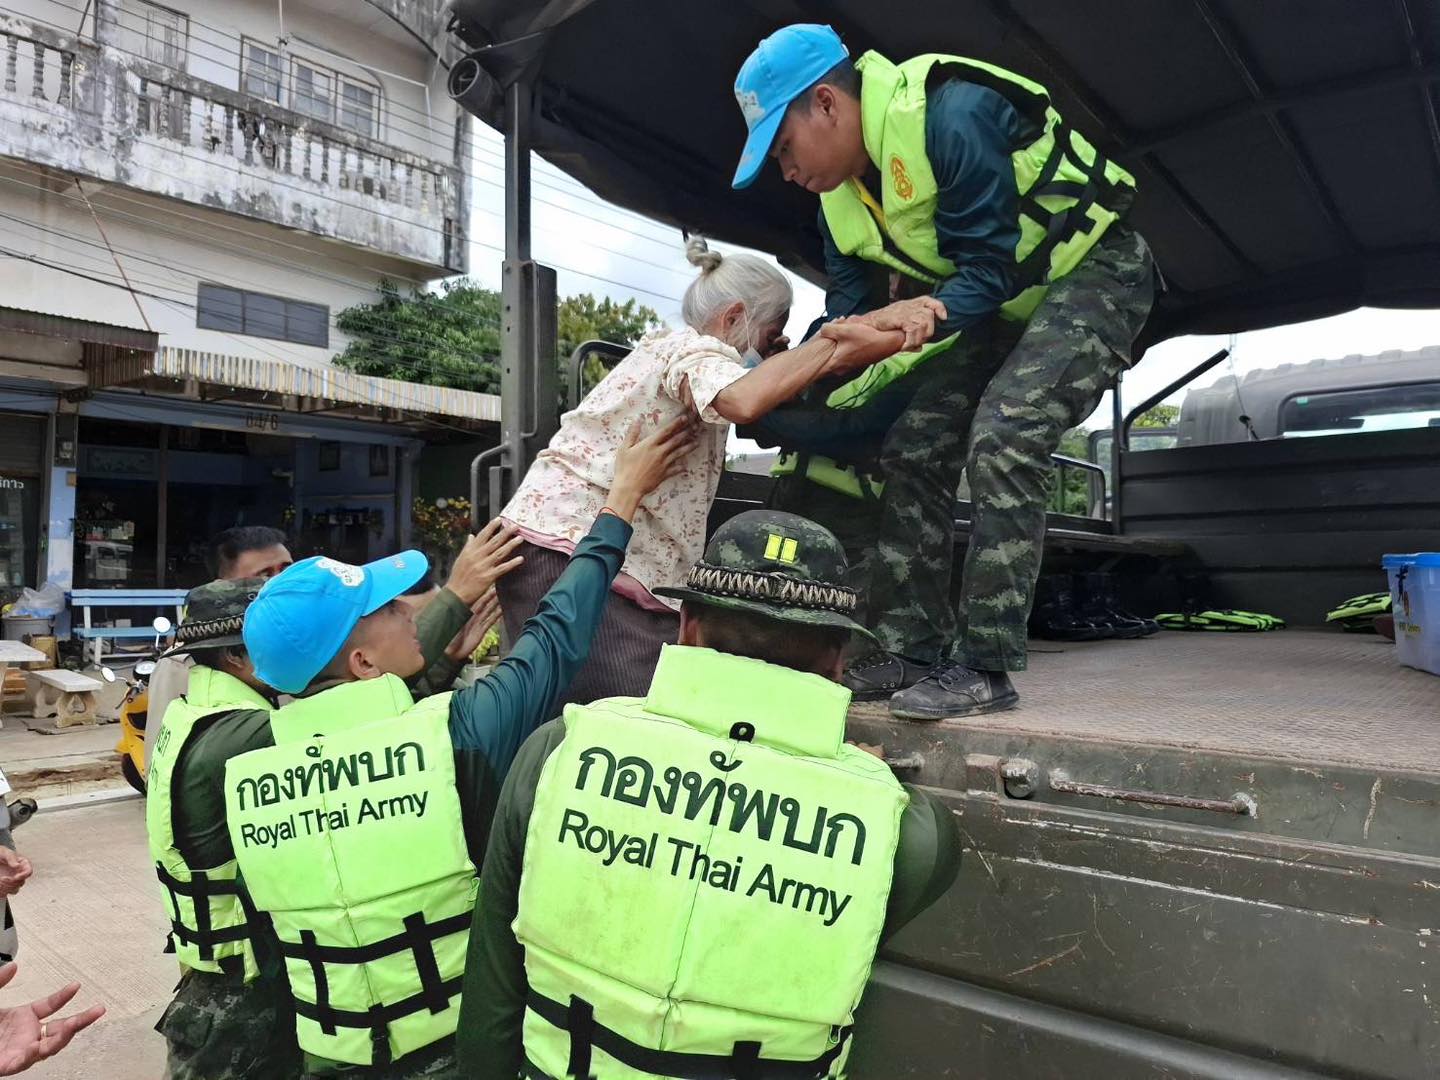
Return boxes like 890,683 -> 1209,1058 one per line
4,794 -> 170,1079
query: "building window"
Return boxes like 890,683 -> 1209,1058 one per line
289,56 -> 380,137
1280,382 -> 1440,439
242,38 -> 282,102
134,0 -> 188,70
340,81 -> 377,138
292,60 -> 334,122
196,284 -> 330,348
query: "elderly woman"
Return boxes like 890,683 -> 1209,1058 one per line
499,237 -> 901,702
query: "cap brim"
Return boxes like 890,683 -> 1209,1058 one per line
158,631 -> 245,659
731,107 -> 786,189
361,550 -> 429,616
653,585 -> 878,644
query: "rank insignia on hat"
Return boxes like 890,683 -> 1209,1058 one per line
764,534 -> 799,564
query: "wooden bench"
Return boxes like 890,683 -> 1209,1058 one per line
0,641 -> 48,724
22,669 -> 103,726
68,589 -> 186,666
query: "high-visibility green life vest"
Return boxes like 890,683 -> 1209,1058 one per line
515,645 -> 908,1078
820,50 -> 1137,328
223,675 -> 477,1069
783,52 -> 1135,503
771,450 -> 886,501
146,666 -> 271,981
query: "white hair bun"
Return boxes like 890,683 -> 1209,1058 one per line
685,235 -> 724,273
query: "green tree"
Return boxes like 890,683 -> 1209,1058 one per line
1133,403 -> 1178,428
333,280 -> 661,397
1049,427 -> 1095,516
556,294 -> 662,402
334,279 -> 502,390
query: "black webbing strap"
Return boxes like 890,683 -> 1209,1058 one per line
403,912 -> 452,1017
1012,119 -> 1134,295
1012,178 -> 1101,296
300,928 -> 334,1036
290,975 -> 464,1030
154,862 -> 248,961
526,990 -> 852,1080
280,910 -> 470,1043
565,996 -> 596,1080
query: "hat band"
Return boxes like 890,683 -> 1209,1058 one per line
684,563 -> 858,616
176,614 -> 245,643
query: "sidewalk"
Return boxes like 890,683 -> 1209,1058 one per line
2,795 -> 170,1079
0,720 -> 124,801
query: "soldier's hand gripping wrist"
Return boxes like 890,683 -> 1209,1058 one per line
819,318 -> 907,376
605,414 -> 700,523
445,519 -> 526,605
857,296 -> 948,350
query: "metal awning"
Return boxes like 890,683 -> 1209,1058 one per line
91,346 -> 501,424
0,306 -> 158,352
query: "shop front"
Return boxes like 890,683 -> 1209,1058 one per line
0,332 -> 500,618
71,395 -> 427,590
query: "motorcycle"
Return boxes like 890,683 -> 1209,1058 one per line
104,616 -> 172,795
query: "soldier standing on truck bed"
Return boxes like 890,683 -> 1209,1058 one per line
731,24 -> 1156,719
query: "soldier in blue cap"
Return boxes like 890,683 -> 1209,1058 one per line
151,418 -> 692,1080
732,24 -> 1155,720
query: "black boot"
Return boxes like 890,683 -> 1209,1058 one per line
1075,572 -> 1148,639
1029,574 -> 1114,641
842,650 -> 930,701
890,661 -> 1019,720
1078,571 -> 1160,638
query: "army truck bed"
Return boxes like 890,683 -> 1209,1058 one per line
843,630 -> 1440,1079
850,630 -> 1439,776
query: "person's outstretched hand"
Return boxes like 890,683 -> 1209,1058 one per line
0,851 -> 30,900
445,519 -> 526,605
0,964 -> 104,1076
819,318 -> 907,377
444,590 -> 503,663
606,415 -> 700,522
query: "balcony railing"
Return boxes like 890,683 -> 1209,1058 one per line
0,26 -> 92,113
130,70 -> 456,226
0,21 -> 463,273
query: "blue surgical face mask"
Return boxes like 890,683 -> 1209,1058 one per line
741,347 -> 764,369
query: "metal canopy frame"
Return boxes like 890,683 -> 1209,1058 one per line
454,1 -> 1440,515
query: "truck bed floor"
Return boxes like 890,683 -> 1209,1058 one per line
849,630 -> 1440,775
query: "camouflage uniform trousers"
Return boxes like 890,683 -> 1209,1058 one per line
867,220 -> 1156,670
303,1037 -> 461,1079
158,969 -> 303,1079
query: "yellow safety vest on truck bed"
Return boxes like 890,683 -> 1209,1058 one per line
146,666 -> 271,981
515,646 -> 908,1078
224,675 -> 476,1068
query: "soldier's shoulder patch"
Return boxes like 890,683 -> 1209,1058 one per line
890,156 -> 914,201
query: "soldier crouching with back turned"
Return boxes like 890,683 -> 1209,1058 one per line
456,509 -> 961,1079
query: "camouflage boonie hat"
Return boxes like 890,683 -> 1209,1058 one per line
654,510 -> 876,642
160,578 -> 264,657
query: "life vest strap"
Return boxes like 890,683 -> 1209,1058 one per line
526,989 -> 853,1080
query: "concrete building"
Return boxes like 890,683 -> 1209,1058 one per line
0,0 -> 494,606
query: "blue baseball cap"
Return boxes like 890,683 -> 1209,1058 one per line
243,550 -> 428,694
732,24 -> 850,189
